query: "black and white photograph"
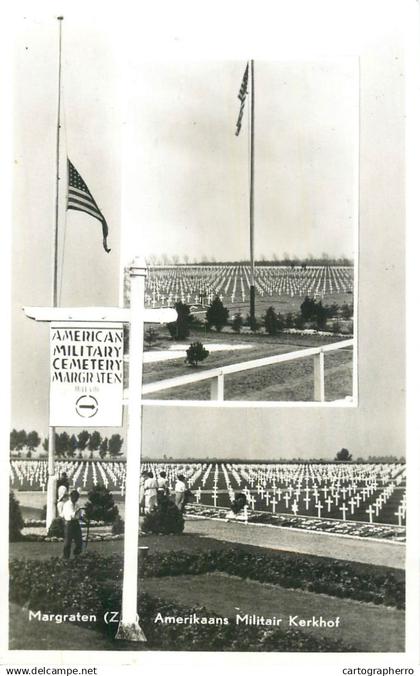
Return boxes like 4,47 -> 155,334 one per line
3,0 -> 420,671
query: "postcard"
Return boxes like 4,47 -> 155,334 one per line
3,1 -> 419,674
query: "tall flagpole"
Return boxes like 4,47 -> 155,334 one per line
46,16 -> 63,529
249,59 -> 256,326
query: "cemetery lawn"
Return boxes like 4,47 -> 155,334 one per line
142,572 -> 404,652
142,331 -> 352,401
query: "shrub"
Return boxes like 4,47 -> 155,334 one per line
47,517 -> 64,538
9,492 -> 24,542
84,485 -> 119,523
230,493 -> 247,514
112,516 -> 125,535
142,495 -> 184,535
185,341 -> 209,367
231,313 -> 243,333
167,302 -> 193,340
206,296 -> 229,331
263,306 -> 280,335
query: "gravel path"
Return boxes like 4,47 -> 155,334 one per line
184,517 -> 405,569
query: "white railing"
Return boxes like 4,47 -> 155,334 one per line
137,339 -> 353,402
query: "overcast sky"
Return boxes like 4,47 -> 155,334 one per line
121,58 -> 357,264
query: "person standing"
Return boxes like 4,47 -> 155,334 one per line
139,470 -> 149,515
157,471 -> 168,501
174,474 -> 187,513
144,472 -> 158,513
62,490 -> 84,559
56,483 -> 69,517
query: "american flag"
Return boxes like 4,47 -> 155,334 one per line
67,159 -> 110,253
235,63 -> 249,136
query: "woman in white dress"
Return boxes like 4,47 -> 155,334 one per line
144,471 -> 158,513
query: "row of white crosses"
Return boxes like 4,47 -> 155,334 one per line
143,264 -> 354,308
230,463 -> 406,525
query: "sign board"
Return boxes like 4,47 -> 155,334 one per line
49,323 -> 124,427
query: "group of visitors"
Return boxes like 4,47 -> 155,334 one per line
139,471 -> 189,514
55,469 -> 191,559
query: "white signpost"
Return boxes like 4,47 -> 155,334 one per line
49,323 -> 124,427
23,258 -> 177,642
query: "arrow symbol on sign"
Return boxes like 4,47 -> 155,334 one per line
79,404 -> 96,409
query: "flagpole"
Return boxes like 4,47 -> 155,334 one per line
249,59 -> 256,326
46,15 -> 63,529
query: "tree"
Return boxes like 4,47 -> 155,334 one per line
12,430 -> 27,451
42,437 -> 49,452
88,431 -> 102,456
109,434 -> 124,457
10,429 -> 18,452
341,303 -> 353,320
315,301 -> 328,330
335,448 -> 353,462
67,434 -> 78,458
9,491 -> 24,542
56,432 -> 70,458
99,437 -> 109,459
26,431 -> 41,453
232,313 -> 243,334
84,485 -> 119,523
264,306 -> 280,335
77,430 -> 90,452
145,326 -> 159,347
185,341 -> 209,367
167,302 -> 193,340
300,296 -> 317,322
206,296 -> 229,331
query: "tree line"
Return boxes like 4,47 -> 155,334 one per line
10,429 -> 124,459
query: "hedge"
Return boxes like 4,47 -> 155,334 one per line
10,548 -> 404,609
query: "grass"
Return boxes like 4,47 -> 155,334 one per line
9,603 -> 116,651
142,330 -> 353,401
142,572 -> 404,652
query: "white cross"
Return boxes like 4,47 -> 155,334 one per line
291,501 -> 299,516
271,496 -> 278,513
366,505 -> 375,523
303,495 -> 311,510
348,497 -> 357,514
340,503 -> 348,521
325,496 -> 333,512
315,502 -> 323,518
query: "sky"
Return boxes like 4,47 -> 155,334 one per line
121,58 -> 357,264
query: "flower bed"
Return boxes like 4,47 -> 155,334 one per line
184,504 -> 406,541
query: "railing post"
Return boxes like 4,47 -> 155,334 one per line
210,372 -> 225,401
314,349 -> 325,402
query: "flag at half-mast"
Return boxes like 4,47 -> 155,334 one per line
235,63 -> 249,136
67,159 -> 111,253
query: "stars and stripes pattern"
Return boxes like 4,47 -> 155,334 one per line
67,159 -> 111,253
235,63 -> 249,136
